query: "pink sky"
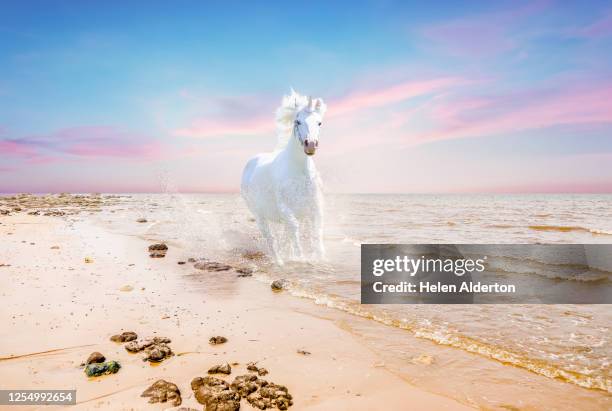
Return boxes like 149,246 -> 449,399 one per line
2,72 -> 612,193
2,1 -> 612,193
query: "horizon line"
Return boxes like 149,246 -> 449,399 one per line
1,191 -> 611,196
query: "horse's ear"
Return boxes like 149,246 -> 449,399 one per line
307,96 -> 313,110
315,98 -> 325,114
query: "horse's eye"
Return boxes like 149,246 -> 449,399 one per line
295,120 -> 301,125
318,122 -> 322,126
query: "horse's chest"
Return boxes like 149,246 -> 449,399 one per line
278,177 -> 320,211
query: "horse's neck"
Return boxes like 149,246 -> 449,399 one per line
279,134 -> 315,178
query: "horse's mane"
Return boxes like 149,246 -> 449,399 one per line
275,89 -> 326,149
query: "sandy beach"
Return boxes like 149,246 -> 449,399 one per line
1,194 -> 610,410
0,199 -> 470,410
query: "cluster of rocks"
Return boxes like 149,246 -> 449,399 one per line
84,360 -> 121,377
0,193 -> 120,216
236,267 -> 254,277
42,210 -> 66,216
84,351 -> 106,365
110,331 -> 138,342
125,336 -> 174,363
149,243 -> 168,258
91,329 -> 294,409
270,279 -> 288,291
141,379 -> 182,407
192,373 -> 293,410
242,251 -> 266,261
246,362 -> 269,376
208,363 -> 232,375
184,257 -> 255,279
192,376 -> 241,411
209,336 -> 228,345
82,350 -> 121,377
243,378 -> 293,410
184,256 -> 291,294
194,260 -> 232,272
109,331 -> 174,363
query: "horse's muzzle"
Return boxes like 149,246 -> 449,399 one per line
304,139 -> 317,156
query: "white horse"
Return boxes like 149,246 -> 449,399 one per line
241,90 -> 326,264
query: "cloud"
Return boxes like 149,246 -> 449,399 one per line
570,11 -> 612,39
422,21 -> 515,58
1,126 -> 163,163
412,82 -> 612,144
328,77 -> 462,117
173,117 -> 272,138
52,126 -> 163,158
419,1 -> 549,58
173,77 -> 463,138
0,139 -> 38,157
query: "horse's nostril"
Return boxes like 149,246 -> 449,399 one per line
304,139 -> 309,146
315,141 -> 319,147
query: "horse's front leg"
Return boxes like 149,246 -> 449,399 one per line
312,205 -> 325,259
278,200 -> 303,259
257,218 -> 283,265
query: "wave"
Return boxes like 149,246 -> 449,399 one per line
294,289 -> 611,392
486,224 -> 612,236
528,225 -> 612,235
487,224 -> 515,229
589,228 -> 612,235
482,255 -> 612,282
485,265 -> 611,282
251,271 -> 611,393
410,326 -> 611,394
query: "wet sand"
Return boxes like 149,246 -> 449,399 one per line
0,213 -> 470,410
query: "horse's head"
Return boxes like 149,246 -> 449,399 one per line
294,96 -> 325,156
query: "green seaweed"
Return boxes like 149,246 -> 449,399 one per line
84,360 -> 121,377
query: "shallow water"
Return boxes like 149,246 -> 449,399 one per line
98,193 -> 611,403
